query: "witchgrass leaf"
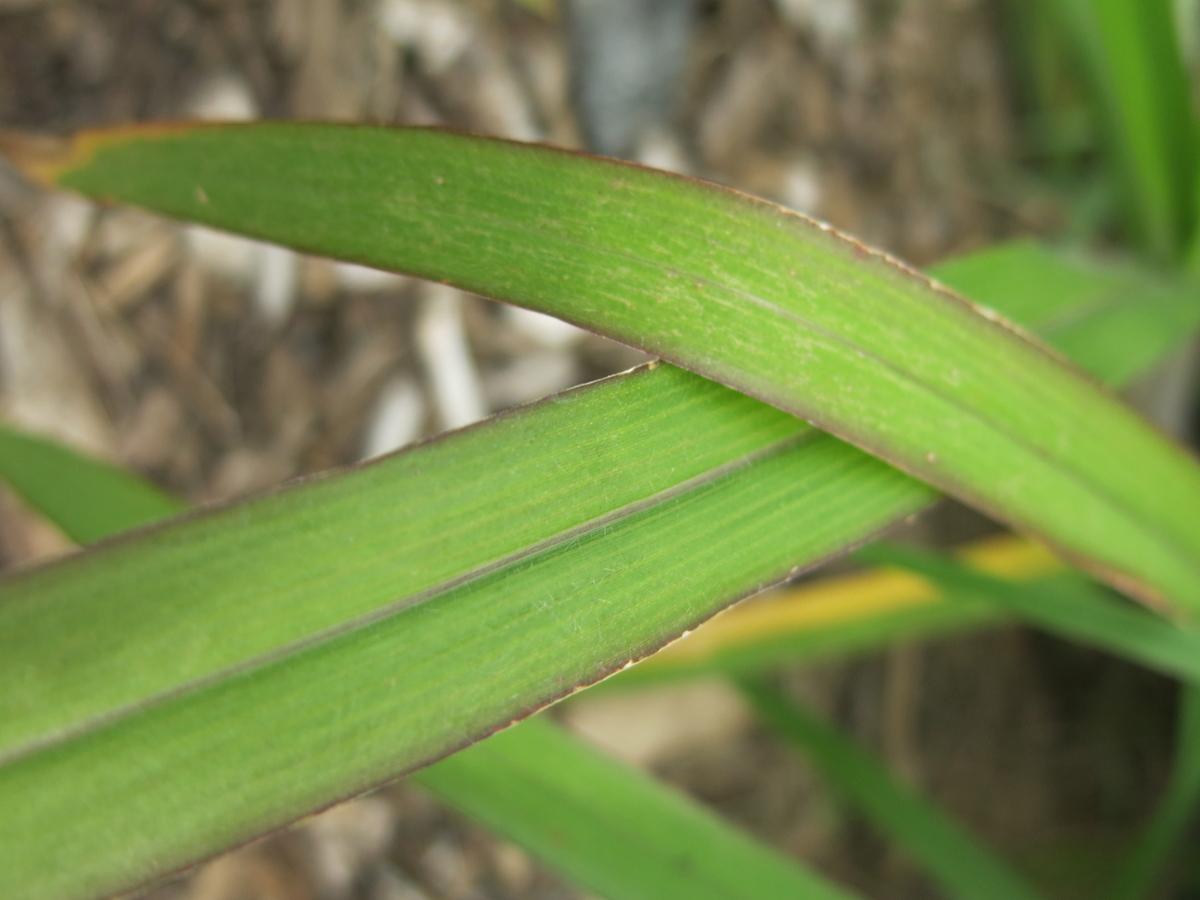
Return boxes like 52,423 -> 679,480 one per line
0,365 -> 849,761
0,432 -> 856,900
1106,684 -> 1200,900
737,677 -> 1045,900
0,425 -> 184,543
416,717 -> 856,900
7,123 -> 1200,612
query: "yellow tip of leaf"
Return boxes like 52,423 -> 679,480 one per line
0,131 -> 79,188
0,122 -> 212,189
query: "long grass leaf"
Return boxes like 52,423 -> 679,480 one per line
737,677 -> 1045,900
6,124 -> 1200,611
0,441 -> 855,900
0,426 -> 184,542
0,365 -> 931,900
0,364 -> 908,763
932,240 -> 1200,386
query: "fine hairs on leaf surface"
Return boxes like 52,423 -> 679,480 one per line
3,124 -> 1200,900
7,123 -> 1200,613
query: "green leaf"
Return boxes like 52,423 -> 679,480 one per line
11,123 -> 1200,612
1046,0 -> 1195,261
0,429 -> 855,900
737,677 -> 1045,900
416,717 -> 855,900
1005,0 -> 1097,171
0,366 -> 897,763
0,364 -> 931,900
1,124 -> 1198,898
0,427 -> 185,543
1106,683 -> 1200,900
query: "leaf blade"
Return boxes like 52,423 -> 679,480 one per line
0,373 -> 930,900
16,122 -> 1200,611
0,236 -> 1197,899
0,365 -> 816,760
0,399 -> 864,900
0,426 -> 184,543
417,717 -> 856,900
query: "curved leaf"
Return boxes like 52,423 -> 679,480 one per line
8,123 -> 1200,611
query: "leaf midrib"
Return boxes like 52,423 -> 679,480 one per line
0,430 -> 813,768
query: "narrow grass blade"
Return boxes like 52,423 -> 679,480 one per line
1106,684 -> 1200,900
1005,0 -> 1097,173
8,124 -> 1200,612
737,677 -> 1045,900
0,426 -> 184,543
0,364 -> 911,765
0,442 -> 856,900
416,717 -> 855,900
1047,0 -> 1195,261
